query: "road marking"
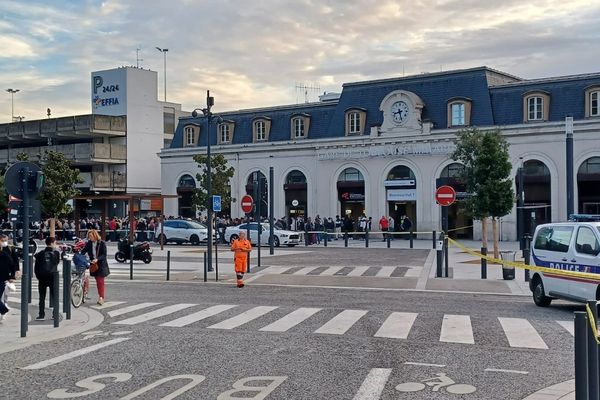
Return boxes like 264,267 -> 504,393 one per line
22,338 -> 130,370
484,368 -> 529,375
498,317 -> 548,349
440,315 -> 474,344
292,267 -> 320,275
318,266 -> 346,276
113,304 -> 196,325
259,307 -> 322,332
91,301 -> 126,310
108,302 -> 161,318
352,368 -> 392,400
208,306 -> 278,330
404,362 -> 446,368
159,305 -> 238,327
557,320 -> 574,336
375,267 -> 395,277
314,309 -> 367,335
346,266 -> 370,277
374,312 -> 418,339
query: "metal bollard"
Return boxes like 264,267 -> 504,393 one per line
166,250 -> 171,281
387,233 -> 391,248
409,231 -> 414,249
432,230 -> 436,249
63,259 -> 71,320
436,248 -> 443,278
53,271 -> 60,328
63,259 -> 68,314
344,232 -> 348,247
523,236 -> 531,282
203,252 -> 207,283
444,236 -> 449,278
305,229 -> 309,246
481,247 -> 487,279
324,231 -> 328,247
587,300 -> 599,399
574,311 -> 589,400
129,244 -> 134,280
28,254 -> 33,304
365,230 -> 369,248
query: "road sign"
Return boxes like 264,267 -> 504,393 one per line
435,185 -> 456,206
241,195 -> 253,214
212,195 -> 221,212
4,161 -> 42,196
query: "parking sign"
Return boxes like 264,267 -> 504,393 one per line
212,195 -> 221,212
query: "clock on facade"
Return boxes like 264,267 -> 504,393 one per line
391,101 -> 410,124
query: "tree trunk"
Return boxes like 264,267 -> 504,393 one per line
492,218 -> 499,259
49,217 -> 56,239
481,217 -> 488,249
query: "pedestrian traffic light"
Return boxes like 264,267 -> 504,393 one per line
34,171 -> 45,192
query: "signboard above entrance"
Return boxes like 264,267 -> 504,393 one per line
317,142 -> 456,161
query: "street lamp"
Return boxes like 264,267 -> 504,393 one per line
192,91 -> 215,272
6,88 -> 19,122
155,47 -> 168,102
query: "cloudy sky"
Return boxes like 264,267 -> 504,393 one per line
1,0 -> 599,122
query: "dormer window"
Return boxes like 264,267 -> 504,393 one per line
183,125 -> 199,147
446,98 -> 472,128
290,114 -> 310,139
217,121 -> 235,144
345,108 -> 367,136
523,91 -> 550,122
253,117 -> 271,142
585,86 -> 600,118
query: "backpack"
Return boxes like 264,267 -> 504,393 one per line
37,250 -> 57,278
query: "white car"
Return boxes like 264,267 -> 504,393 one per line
155,220 -> 209,245
225,223 -> 300,247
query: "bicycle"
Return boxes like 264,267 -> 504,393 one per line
395,373 -> 476,394
70,265 -> 89,308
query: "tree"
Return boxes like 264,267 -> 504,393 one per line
0,175 -> 8,213
39,151 -> 83,237
453,128 -> 514,258
16,152 -> 29,161
192,153 -> 235,215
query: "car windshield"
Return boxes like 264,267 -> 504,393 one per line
187,221 -> 206,229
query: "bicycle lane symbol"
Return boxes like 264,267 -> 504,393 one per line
395,373 -> 476,395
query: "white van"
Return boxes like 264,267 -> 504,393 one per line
531,221 -> 600,306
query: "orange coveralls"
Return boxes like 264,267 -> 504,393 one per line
231,238 -> 252,287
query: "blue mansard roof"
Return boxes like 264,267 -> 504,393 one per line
170,66 -> 600,149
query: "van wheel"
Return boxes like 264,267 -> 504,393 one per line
532,277 -> 552,307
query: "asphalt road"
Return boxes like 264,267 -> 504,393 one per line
2,282 -> 578,399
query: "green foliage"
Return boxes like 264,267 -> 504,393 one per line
0,175 -> 7,212
16,152 -> 29,161
452,127 -> 514,219
192,153 -> 235,214
39,151 -> 83,218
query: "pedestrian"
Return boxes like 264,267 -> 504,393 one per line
402,215 -> 413,239
33,237 -> 60,320
231,231 -> 252,288
388,216 -> 395,240
379,215 -> 389,241
0,234 -> 19,320
84,229 -> 110,305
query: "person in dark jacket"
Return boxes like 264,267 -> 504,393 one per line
0,234 -> 18,320
33,237 -> 60,320
84,229 -> 110,305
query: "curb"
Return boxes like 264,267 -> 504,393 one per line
522,380 -> 574,400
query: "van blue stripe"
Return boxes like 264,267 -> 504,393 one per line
532,253 -> 600,274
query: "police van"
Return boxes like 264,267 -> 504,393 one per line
530,216 -> 600,307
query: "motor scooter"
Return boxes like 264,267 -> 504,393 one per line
115,238 -> 152,263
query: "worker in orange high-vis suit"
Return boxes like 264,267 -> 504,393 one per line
231,231 -> 252,288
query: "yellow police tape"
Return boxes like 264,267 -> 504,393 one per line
586,304 -> 600,344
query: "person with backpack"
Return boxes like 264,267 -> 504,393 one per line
84,229 -> 110,305
34,237 -> 60,321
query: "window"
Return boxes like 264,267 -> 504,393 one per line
451,103 -> 465,126
219,124 -> 230,143
591,91 -> 599,117
528,97 -> 543,121
446,98 -> 472,127
344,108 -> 366,136
293,117 -> 304,138
348,112 -> 360,134
255,120 -> 266,141
184,126 -> 195,146
534,226 -> 573,253
575,227 -> 600,255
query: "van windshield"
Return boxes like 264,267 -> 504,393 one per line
534,226 -> 573,253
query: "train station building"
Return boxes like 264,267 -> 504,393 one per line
159,66 -> 600,240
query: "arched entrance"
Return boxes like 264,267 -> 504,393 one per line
284,170 -> 307,221
577,157 -> 600,214
517,160 -> 551,236
438,163 -> 473,239
245,171 -> 268,219
337,167 -> 365,221
385,165 -> 417,232
177,174 -> 196,218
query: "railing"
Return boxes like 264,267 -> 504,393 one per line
0,143 -> 126,164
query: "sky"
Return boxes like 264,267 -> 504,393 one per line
1,0 -> 599,122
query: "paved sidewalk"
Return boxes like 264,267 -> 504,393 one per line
0,298 -> 104,354
522,380 -> 574,400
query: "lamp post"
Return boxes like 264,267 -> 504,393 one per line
155,47 -> 168,102
517,157 -> 524,250
6,88 -> 19,121
566,116 -> 574,219
192,91 -> 215,272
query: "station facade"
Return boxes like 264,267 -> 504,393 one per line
159,67 -> 600,240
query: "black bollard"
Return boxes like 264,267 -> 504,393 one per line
432,230 -> 436,249
481,247 -> 487,279
365,230 -> 369,248
409,231 -> 414,249
304,229 -> 309,247
587,300 -> 599,399
436,248 -> 443,278
65,259 -> 71,320
203,251 -> 207,283
574,312 -> 589,400
324,231 -> 328,247
129,244 -> 134,280
523,235 -> 531,282
387,233 -> 391,248
344,232 -> 348,247
28,254 -> 33,304
53,271 -> 60,328
166,250 -> 171,281
444,236 -> 449,278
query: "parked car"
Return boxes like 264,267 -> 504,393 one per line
225,223 -> 300,247
530,220 -> 600,307
155,220 -> 208,245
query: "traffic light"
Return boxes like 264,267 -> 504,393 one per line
34,171 -> 45,192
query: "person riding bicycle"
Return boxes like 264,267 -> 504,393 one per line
72,240 -> 90,299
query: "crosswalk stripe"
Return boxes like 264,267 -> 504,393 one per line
440,314 -> 474,344
259,307 -> 322,332
113,304 -> 197,325
318,267 -> 346,276
108,302 -> 161,318
92,301 -> 127,310
556,320 -> 574,336
207,306 -> 278,330
315,310 -> 367,335
375,267 -> 395,277
292,267 -> 320,275
160,305 -> 238,327
498,317 -> 548,349
374,312 -> 418,339
353,368 -> 392,400
346,266 -> 369,277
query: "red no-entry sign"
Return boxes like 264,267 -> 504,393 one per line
240,195 -> 254,214
435,185 -> 456,206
